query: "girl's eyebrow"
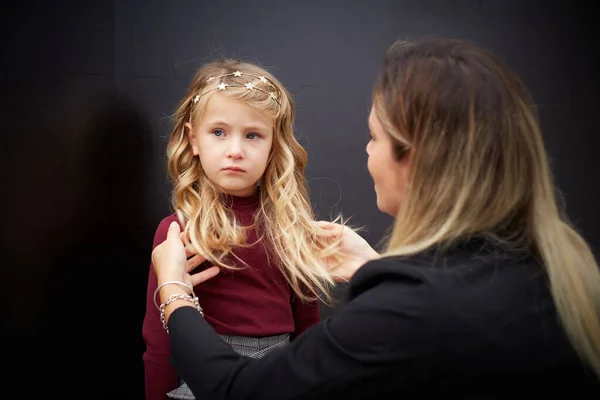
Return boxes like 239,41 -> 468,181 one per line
245,125 -> 272,134
203,119 -> 230,127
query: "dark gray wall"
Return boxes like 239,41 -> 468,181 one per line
1,1 -> 597,398
117,0 -> 599,246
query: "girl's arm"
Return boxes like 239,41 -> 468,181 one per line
142,216 -> 181,400
290,293 -> 320,340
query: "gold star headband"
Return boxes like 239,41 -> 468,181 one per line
191,70 -> 282,108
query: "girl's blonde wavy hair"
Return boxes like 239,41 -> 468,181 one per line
373,37 -> 600,378
167,59 -> 347,304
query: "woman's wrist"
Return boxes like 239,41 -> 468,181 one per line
157,273 -> 185,286
154,279 -> 201,331
160,286 -> 191,323
159,284 -> 189,303
368,249 -> 380,260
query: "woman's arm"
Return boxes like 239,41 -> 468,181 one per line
166,273 -> 435,399
153,221 -> 434,399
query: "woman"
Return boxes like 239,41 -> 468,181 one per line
151,37 -> 600,398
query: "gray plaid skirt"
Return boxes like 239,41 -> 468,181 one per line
166,333 -> 290,399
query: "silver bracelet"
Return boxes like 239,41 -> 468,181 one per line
153,280 -> 193,311
159,293 -> 204,333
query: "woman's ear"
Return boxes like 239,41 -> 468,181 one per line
185,122 -> 199,156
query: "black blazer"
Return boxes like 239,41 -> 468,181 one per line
167,238 -> 599,399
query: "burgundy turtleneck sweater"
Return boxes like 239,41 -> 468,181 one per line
142,194 -> 320,400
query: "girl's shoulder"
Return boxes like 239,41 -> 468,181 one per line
152,213 -> 180,248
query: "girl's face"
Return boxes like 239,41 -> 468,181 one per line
187,93 -> 274,197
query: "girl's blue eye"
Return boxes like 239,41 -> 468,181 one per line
213,129 -> 224,137
247,133 -> 258,139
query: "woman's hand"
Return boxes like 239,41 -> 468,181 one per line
316,221 -> 379,282
152,221 -> 220,287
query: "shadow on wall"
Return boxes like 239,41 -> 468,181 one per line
2,89 -> 155,399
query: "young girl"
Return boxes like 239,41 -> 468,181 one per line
142,59 -> 352,400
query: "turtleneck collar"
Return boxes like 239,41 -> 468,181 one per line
220,190 -> 260,209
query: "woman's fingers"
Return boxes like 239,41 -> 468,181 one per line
315,220 -> 338,230
180,232 -> 195,258
185,253 -> 206,272
315,221 -> 344,238
190,266 -> 220,286
180,231 -> 207,260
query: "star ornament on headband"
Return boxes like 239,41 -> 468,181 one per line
191,71 -> 281,106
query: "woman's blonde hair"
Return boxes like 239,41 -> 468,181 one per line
167,59 -> 346,304
373,38 -> 600,377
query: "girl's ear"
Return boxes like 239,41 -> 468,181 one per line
186,122 -> 199,155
